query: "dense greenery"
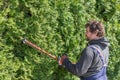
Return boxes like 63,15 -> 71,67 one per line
0,0 -> 120,80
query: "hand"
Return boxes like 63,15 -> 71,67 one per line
58,54 -> 67,65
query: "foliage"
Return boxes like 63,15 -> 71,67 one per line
0,0 -> 120,80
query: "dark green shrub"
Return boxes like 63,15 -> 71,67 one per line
0,0 -> 120,80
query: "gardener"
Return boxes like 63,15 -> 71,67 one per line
58,20 -> 110,80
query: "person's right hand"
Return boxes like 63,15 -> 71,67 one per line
58,54 -> 67,65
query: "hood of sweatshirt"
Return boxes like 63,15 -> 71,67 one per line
89,37 -> 110,48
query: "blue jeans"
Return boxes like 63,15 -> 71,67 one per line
81,67 -> 107,80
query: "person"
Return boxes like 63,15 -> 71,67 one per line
58,20 -> 110,80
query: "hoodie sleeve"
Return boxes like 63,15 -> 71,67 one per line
62,47 -> 94,77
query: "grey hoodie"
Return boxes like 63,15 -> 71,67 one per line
62,37 -> 110,78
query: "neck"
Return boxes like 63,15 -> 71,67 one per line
90,36 -> 103,41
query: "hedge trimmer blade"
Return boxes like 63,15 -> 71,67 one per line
22,39 -> 58,61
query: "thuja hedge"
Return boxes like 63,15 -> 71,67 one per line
0,0 -> 120,80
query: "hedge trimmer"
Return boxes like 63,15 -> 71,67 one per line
22,39 -> 58,61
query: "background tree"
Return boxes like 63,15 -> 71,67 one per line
0,0 -> 120,80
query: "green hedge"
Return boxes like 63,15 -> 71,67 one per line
0,0 -> 120,80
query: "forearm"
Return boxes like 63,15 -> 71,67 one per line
62,58 -> 84,77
